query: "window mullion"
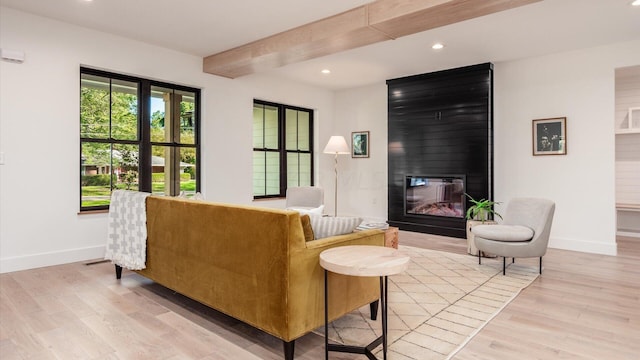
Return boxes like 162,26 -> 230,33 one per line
279,106 -> 287,196
139,80 -> 151,193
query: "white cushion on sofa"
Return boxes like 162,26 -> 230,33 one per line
287,205 -> 324,216
310,216 -> 362,239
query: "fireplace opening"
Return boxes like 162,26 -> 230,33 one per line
405,175 -> 465,218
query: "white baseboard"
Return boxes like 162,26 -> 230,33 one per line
0,245 -> 106,274
549,236 -> 617,256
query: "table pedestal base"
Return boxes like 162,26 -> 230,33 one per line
327,338 -> 383,360
325,272 -> 389,360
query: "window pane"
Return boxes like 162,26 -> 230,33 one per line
80,74 -> 110,139
150,87 -> 168,143
113,144 -> 139,191
299,153 -> 312,186
285,109 -> 297,150
179,147 -> 197,197
253,151 -> 266,196
152,145 -> 174,196
111,79 -> 138,141
253,104 -> 278,149
178,90 -> 196,145
151,88 -> 197,145
286,109 -> 310,151
253,105 -> 265,148
297,112 -> 310,151
151,145 -> 196,197
264,106 -> 279,149
252,151 -> 280,196
287,153 -> 311,187
81,142 -> 112,207
265,152 -> 280,195
287,152 -> 299,187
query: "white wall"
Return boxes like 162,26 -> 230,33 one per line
328,84 -> 388,221
494,40 -> 640,255
0,8 -> 334,273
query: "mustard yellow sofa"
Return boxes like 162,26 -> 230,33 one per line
119,196 -> 384,359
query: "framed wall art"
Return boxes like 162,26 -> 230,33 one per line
351,131 -> 369,158
532,117 -> 567,156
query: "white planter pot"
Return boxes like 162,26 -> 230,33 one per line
466,220 -> 497,257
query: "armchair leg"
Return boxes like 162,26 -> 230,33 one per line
503,257 -> 506,275
539,257 -> 543,274
478,250 -> 481,265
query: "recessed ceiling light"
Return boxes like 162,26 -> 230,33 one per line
321,69 -> 331,74
432,43 -> 445,50
632,0 -> 640,6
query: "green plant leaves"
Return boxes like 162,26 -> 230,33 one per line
464,193 -> 503,221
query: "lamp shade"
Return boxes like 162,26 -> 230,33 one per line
323,136 -> 350,154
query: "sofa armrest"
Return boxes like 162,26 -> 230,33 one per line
304,229 -> 385,250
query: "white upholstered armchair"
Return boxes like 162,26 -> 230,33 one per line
472,198 -> 555,275
285,186 -> 324,214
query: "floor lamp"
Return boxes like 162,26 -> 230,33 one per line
323,136 -> 350,217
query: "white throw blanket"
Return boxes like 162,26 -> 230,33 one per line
104,190 -> 151,270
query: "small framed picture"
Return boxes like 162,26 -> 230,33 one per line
532,117 -> 567,156
351,131 -> 369,158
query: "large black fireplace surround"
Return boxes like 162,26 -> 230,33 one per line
387,63 -> 494,238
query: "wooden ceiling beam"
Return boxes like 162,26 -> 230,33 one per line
368,0 -> 542,38
203,0 -> 542,78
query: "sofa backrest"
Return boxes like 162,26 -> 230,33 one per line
139,196 -> 306,338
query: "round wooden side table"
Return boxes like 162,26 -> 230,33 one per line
319,245 -> 410,360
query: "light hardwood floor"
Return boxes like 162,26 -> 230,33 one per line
1,233 -> 638,359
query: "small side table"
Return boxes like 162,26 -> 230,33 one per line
320,245 -> 410,360
384,226 -> 399,249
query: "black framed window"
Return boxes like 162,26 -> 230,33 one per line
80,67 -> 200,211
252,100 -> 313,198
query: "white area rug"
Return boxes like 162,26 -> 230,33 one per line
316,245 -> 539,359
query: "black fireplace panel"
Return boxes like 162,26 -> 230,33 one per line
387,63 -> 493,238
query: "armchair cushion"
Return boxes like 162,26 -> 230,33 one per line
472,224 -> 534,242
287,204 -> 324,216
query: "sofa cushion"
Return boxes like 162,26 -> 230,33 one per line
300,214 -> 315,242
310,216 -> 362,239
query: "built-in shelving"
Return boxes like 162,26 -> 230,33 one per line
616,107 -> 640,134
616,203 -> 640,212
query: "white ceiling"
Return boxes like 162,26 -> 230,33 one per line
2,0 -> 639,90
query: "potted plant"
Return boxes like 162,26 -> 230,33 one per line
465,194 -> 502,256
465,194 -> 503,223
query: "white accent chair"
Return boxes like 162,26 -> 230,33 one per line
285,186 -> 324,214
472,198 -> 555,275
